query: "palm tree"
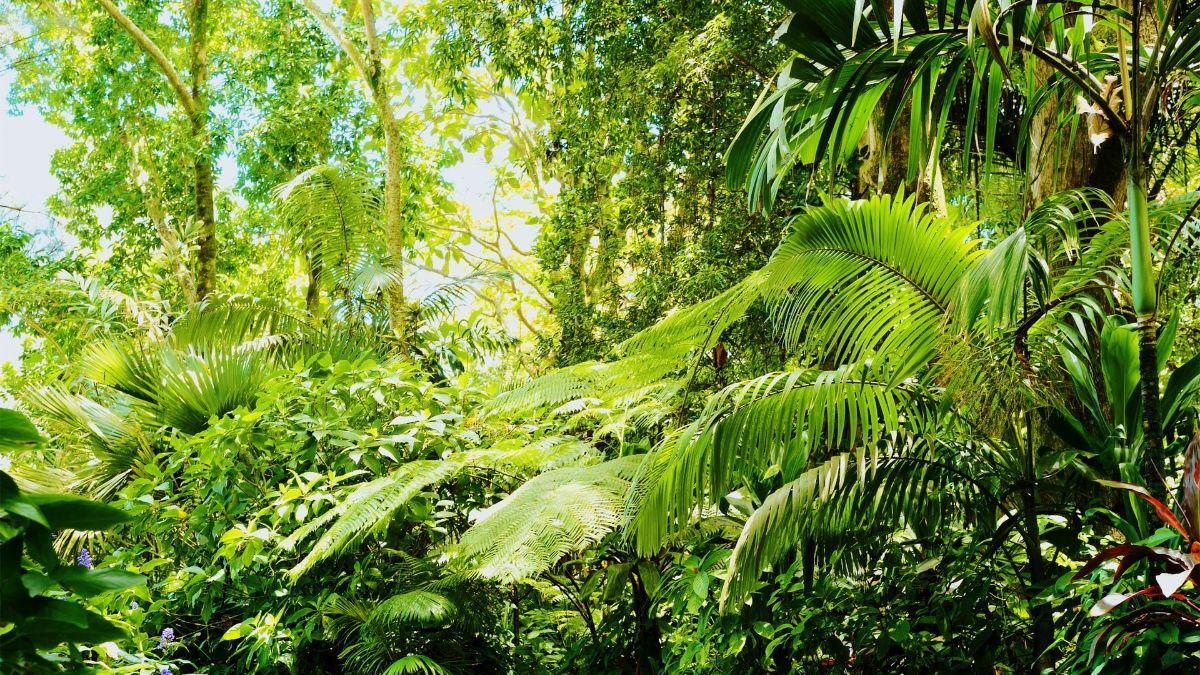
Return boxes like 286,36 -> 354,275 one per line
727,0 -> 1200,473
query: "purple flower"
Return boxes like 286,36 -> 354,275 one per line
158,627 -> 175,649
160,667 -> 172,675
76,548 -> 93,569
130,601 -> 140,610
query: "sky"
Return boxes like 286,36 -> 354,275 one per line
0,70 -> 67,370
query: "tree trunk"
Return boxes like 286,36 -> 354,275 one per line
1128,174 -> 1164,469
189,0 -> 217,299
1020,409 -> 1053,672
854,108 -> 945,213
359,0 -> 410,350
127,137 -> 197,303
96,0 -> 217,301
854,114 -> 909,198
305,255 -> 323,319
300,0 -> 411,348
379,114 -> 410,349
630,566 -> 661,674
1022,484 -> 1054,672
1027,59 -> 1126,208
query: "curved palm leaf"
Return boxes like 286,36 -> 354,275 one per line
367,590 -> 458,629
760,193 -> 979,372
626,361 -> 918,555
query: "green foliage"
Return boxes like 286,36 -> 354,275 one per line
8,0 -> 1200,673
454,454 -> 644,583
0,409 -> 144,672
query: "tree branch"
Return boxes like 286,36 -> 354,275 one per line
95,0 -> 196,116
297,0 -> 372,89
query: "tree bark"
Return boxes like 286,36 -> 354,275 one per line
305,255 -> 323,319
127,138 -> 197,303
360,0 -> 411,349
1022,484 -> 1054,672
854,108 -> 946,214
1026,60 -> 1126,208
630,565 -> 661,674
1128,173 -> 1164,471
189,0 -> 217,299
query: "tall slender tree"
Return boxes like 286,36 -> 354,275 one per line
95,0 -> 218,299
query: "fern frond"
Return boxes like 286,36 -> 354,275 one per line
484,352 -> 684,419
275,165 -> 391,297
453,455 -> 644,583
287,459 -> 466,578
169,297 -> 314,351
367,590 -> 457,629
617,271 -> 768,360
417,266 -> 513,322
465,435 -> 599,471
288,437 -> 604,579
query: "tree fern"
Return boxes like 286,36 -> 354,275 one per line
275,165 -> 398,299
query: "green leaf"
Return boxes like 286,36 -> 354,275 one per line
0,472 -> 48,528
0,408 -> 43,449
26,494 -> 130,531
54,567 -> 146,598
21,570 -> 56,596
221,620 -> 251,641
17,600 -> 126,648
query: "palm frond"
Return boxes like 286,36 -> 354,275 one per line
80,338 -> 271,434
22,385 -> 150,498
760,194 -> 979,374
627,361 -> 917,555
720,434 -> 981,609
382,655 -> 449,675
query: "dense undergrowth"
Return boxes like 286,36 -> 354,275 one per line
5,0 -> 1200,673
